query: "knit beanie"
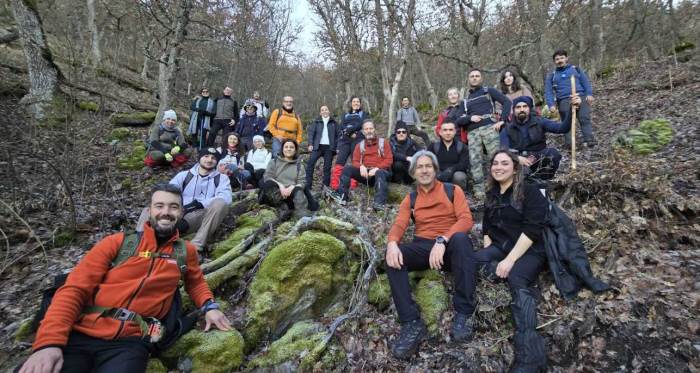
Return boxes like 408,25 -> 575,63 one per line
395,120 -> 408,133
199,147 -> 221,162
163,110 -> 177,121
512,96 -> 534,109
252,135 -> 265,144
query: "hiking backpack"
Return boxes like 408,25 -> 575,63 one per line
182,171 -> 221,190
409,182 -> 455,222
358,138 -> 386,164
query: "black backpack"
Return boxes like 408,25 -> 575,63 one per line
409,182 -> 455,222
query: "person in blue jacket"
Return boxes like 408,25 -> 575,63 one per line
544,49 -> 597,147
335,96 -> 369,166
500,96 -> 579,180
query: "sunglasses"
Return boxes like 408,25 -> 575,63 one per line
396,130 -> 407,134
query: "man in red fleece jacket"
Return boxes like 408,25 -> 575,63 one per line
19,183 -> 231,373
330,119 -> 393,211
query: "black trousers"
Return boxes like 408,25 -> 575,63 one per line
386,233 -> 477,323
306,144 -> 334,188
337,166 -> 391,204
335,138 -> 358,166
206,118 -> 233,147
43,332 -> 149,373
527,148 -> 562,181
244,163 -> 266,188
391,160 -> 412,184
474,244 -> 546,290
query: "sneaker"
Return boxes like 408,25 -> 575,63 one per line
451,312 -> 474,343
328,191 -> 347,206
391,319 -> 428,360
586,140 -> 597,148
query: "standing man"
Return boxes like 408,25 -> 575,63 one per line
188,87 -> 216,150
430,121 -> 470,191
306,105 -> 338,190
267,96 -> 303,157
330,120 -> 393,211
385,150 -> 477,359
137,148 -> 232,251
18,183 -> 231,373
544,49 -> 596,147
464,69 -> 511,201
396,97 -> 431,145
390,121 -> 423,184
207,86 -> 239,147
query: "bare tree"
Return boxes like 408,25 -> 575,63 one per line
86,0 -> 102,67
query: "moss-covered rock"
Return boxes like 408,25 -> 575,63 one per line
248,321 -> 326,369
617,118 -> 674,155
77,101 -> 99,112
210,208 -> 276,259
109,127 -> 132,141
145,358 -> 167,373
244,230 -> 352,350
387,183 -> 412,204
110,111 -> 156,126
116,141 -> 147,170
13,317 -> 34,343
160,329 -> 244,373
368,274 -> 391,310
415,274 -> 449,335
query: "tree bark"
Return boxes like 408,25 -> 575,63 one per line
86,0 -> 102,67
154,0 -> 192,125
8,0 -> 60,120
413,43 -> 438,110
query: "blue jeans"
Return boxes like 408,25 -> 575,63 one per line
272,138 -> 283,157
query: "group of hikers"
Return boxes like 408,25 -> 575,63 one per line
19,50 -> 609,373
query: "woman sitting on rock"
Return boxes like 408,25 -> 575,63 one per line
217,132 -> 251,189
475,150 -> 548,372
242,135 -> 271,188
259,139 -> 317,217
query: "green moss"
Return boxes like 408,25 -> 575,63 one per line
368,274 -> 391,310
145,358 -> 167,373
618,118 -> 673,155
77,101 -> 99,112
416,102 -> 432,113
116,142 -> 147,170
387,183 -> 411,204
161,329 -> 244,373
415,276 -> 448,335
13,317 -> 34,343
672,40 -> 695,54
210,208 -> 276,259
249,321 -> 325,368
53,228 -> 75,247
109,127 -> 132,141
244,230 -> 349,350
110,111 -> 156,126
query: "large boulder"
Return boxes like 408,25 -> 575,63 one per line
248,320 -> 325,370
210,208 -> 276,259
160,329 -> 245,373
244,230 -> 355,350
414,270 -> 449,335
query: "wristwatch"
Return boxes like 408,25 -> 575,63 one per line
201,300 -> 220,313
436,236 -> 447,245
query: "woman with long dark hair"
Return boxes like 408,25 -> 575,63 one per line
475,150 -> 549,372
335,96 -> 369,166
217,132 -> 251,189
497,70 -> 534,121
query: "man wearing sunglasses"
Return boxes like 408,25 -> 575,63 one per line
390,121 -> 423,184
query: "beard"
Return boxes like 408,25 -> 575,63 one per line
149,214 -> 178,238
517,112 -> 528,122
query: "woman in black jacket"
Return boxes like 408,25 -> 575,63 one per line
306,105 -> 338,189
476,150 -> 548,372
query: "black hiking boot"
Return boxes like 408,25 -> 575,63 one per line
372,202 -> 387,212
328,191 -> 347,206
451,312 -> 474,343
391,318 -> 427,360
569,261 -> 611,294
509,288 -> 547,373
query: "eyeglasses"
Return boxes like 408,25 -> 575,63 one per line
396,130 -> 407,134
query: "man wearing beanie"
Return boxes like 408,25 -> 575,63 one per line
390,121 -> 423,184
500,95 -> 579,180
137,147 -> 232,251
144,110 -> 191,174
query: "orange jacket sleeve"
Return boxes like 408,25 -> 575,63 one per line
295,116 -> 303,144
445,186 -> 473,240
267,109 -> 280,138
33,233 -> 123,351
388,195 -> 411,243
183,242 -> 214,308
351,142 -> 361,168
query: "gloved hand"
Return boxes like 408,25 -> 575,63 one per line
183,200 -> 204,215
171,146 -> 181,155
165,153 -> 174,162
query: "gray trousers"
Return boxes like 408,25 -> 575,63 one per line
557,98 -> 594,145
136,198 -> 229,249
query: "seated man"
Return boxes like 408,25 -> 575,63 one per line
500,95 -> 577,180
330,120 -> 393,211
429,121 -> 469,191
390,121 -> 422,184
385,150 -> 477,359
137,147 -> 232,251
144,110 -> 191,174
18,183 -> 231,373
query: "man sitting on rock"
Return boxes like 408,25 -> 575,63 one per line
390,121 -> 423,184
144,110 -> 191,175
330,119 -> 393,211
18,183 -> 231,373
137,147 -> 232,251
385,150 -> 477,359
500,95 -> 577,180
430,121 -> 470,191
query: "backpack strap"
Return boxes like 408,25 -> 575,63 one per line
443,182 -> 455,203
274,109 -> 282,131
456,141 -> 464,154
359,139 -> 366,165
378,138 -> 385,157
182,172 -> 194,192
112,232 -> 142,268
432,141 -> 440,155
214,174 -> 220,189
409,190 -> 418,222
170,239 -> 188,278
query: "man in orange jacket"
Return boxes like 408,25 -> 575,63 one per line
329,119 -> 393,211
267,96 -> 303,157
19,183 -> 231,373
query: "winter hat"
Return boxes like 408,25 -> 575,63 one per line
163,110 -> 177,121
243,100 -> 258,111
512,96 -> 534,109
252,135 -> 265,144
199,147 -> 221,162
395,120 -> 408,133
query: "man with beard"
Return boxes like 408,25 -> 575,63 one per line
19,183 -> 231,373
385,150 -> 477,359
500,95 -> 578,180
137,147 -> 232,251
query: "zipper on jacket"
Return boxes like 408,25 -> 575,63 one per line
112,256 -> 158,339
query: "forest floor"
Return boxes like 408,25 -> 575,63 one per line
0,59 -> 698,372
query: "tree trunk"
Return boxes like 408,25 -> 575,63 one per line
154,0 -> 192,125
590,0 -> 605,75
414,44 -> 438,110
8,0 -> 60,120
86,0 -> 101,67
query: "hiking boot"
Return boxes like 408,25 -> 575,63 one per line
585,139 -> 597,148
328,191 -> 347,206
372,202 -> 387,212
451,312 -> 474,343
391,318 -> 427,360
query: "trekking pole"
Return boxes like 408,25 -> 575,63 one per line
570,75 -> 577,170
